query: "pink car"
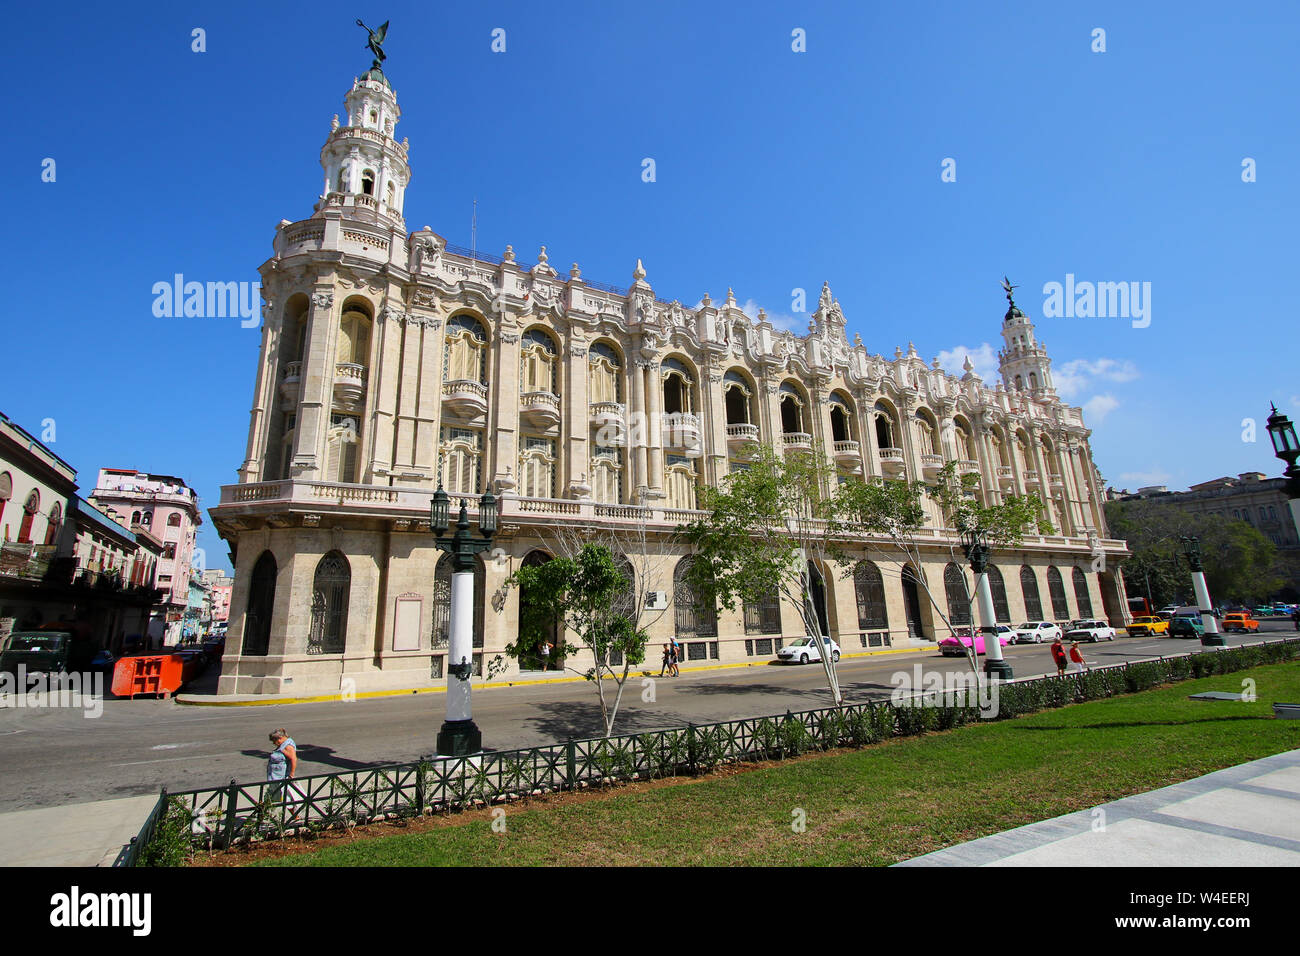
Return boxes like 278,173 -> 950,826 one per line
939,628 -> 1011,657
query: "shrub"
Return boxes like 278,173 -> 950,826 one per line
139,796 -> 195,867
779,716 -> 811,755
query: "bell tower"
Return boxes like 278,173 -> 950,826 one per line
997,277 -> 1054,396
316,60 -> 410,229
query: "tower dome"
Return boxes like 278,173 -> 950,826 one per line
996,277 -> 1055,396
316,65 -> 410,229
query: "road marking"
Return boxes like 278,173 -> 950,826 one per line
110,753 -> 231,767
150,743 -> 199,751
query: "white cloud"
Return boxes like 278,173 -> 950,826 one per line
739,298 -> 804,333
1083,393 -> 1120,424
1054,358 -> 1139,400
936,343 -> 999,382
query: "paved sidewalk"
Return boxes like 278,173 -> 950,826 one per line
0,795 -> 160,867
899,748 -> 1300,866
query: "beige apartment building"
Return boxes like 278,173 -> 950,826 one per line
209,63 -> 1130,696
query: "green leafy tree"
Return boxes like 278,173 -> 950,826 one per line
1105,500 -> 1280,607
678,443 -> 848,706
834,462 -> 1049,682
504,543 -> 648,737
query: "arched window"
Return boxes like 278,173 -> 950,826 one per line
439,427 -> 482,495
337,307 -> 372,366
674,556 -> 717,638
431,556 -> 485,654
445,315 -> 488,385
743,585 -> 781,635
987,565 -> 1011,623
588,342 -> 622,404
17,490 -> 39,543
915,409 -> 941,454
519,437 -> 556,499
592,445 -> 622,505
665,455 -> 697,510
1020,565 -> 1044,620
662,358 -> 695,415
830,395 -> 854,443
1047,566 -> 1070,621
1073,567 -> 1094,618
360,169 -> 375,196
779,383 -> 806,435
131,511 -> 142,525
874,402 -> 898,449
43,502 -> 63,546
242,551 -> 277,656
854,561 -> 888,630
723,370 -> 753,425
308,551 -> 351,655
954,418 -> 977,460
167,513 -> 182,528
520,328 -> 557,395
944,562 -> 972,626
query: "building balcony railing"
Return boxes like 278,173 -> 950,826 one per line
333,363 -> 367,408
520,391 -> 562,428
662,412 -> 702,452
442,379 -> 489,418
726,422 -> 759,449
957,459 -> 980,476
781,432 -> 812,451
590,402 -> 627,446
920,453 -> 943,475
833,440 -> 862,472
878,447 -> 906,475
213,479 -> 1132,555
996,465 -> 1015,486
1023,469 -> 1042,484
281,362 -> 302,404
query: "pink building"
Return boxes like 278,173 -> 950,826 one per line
91,469 -> 202,646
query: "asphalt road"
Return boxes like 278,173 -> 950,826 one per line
0,623 -> 1294,812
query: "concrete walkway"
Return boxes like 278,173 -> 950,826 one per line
0,794 -> 160,867
899,748 -> 1300,866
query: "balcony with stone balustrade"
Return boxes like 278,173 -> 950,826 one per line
520,390 -> 561,428
442,379 -> 488,418
332,363 -> 366,407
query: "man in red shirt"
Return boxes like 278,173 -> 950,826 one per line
1050,636 -> 1068,677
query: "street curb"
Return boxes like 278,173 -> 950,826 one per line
173,644 -> 928,708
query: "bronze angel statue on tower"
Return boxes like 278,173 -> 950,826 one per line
357,19 -> 389,69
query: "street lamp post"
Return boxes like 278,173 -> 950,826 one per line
429,485 -> 498,756
1266,403 -> 1300,542
958,523 -> 1011,679
1180,535 -> 1223,647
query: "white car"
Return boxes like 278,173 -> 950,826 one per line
1065,620 -> 1116,643
1012,621 -> 1061,644
777,636 -> 841,665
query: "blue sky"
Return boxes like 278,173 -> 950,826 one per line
7,1 -> 1298,573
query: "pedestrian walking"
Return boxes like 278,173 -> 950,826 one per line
1068,641 -> 1088,673
669,639 -> 680,677
1050,636 -> 1068,677
659,643 -> 671,677
539,638 -> 551,669
1292,608 -> 1299,631
266,728 -> 302,821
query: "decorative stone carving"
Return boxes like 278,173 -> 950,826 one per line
499,331 -> 520,344
311,291 -> 334,309
301,514 -> 321,527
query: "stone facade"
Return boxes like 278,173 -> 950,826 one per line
209,66 -> 1131,697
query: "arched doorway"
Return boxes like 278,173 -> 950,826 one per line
901,565 -> 928,640
518,550 -> 561,671
242,551 -> 277,656
805,560 -> 830,638
308,552 -> 351,655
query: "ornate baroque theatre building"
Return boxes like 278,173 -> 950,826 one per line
211,62 -> 1131,696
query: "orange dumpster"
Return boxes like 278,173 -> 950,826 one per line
111,654 -> 186,699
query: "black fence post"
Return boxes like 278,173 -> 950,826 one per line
687,723 -> 697,776
218,779 -> 238,850
565,738 -> 576,791
415,763 -> 426,816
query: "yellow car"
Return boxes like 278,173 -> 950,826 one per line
1126,616 -> 1169,636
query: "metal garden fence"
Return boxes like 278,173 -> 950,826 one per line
121,636 -> 1300,864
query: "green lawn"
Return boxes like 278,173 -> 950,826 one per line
245,662 -> 1300,866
